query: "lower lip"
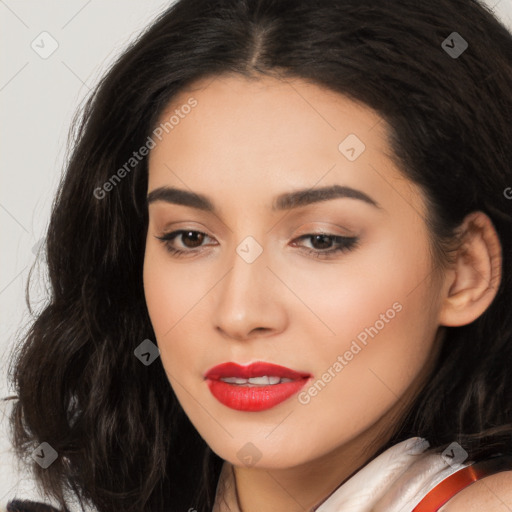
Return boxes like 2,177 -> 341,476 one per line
206,378 -> 310,411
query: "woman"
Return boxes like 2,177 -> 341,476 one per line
3,0 -> 512,510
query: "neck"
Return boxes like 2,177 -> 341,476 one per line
232,404 -> 399,512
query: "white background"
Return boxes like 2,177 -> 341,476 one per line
1,0 -> 511,507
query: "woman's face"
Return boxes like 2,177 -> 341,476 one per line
143,73 -> 446,469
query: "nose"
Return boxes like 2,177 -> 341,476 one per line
211,241 -> 288,342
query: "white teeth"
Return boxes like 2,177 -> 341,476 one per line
221,377 -> 249,384
219,376 -> 295,386
248,376 -> 276,385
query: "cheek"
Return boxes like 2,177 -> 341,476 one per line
292,229 -> 435,379
282,306 -> 437,466
280,222 -> 432,350
297,292 -> 437,448
143,240 -> 208,333
296,233 -> 438,423
143,246 -> 176,337
143,245 -> 192,366
142,243 -> 222,379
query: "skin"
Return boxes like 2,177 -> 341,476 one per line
142,73 -> 504,511
439,471 -> 512,511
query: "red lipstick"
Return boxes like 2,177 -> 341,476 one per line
204,361 -> 312,412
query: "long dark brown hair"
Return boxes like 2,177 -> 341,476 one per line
4,0 -> 512,510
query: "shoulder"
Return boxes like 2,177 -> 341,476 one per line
439,470 -> 512,511
6,500 -> 65,512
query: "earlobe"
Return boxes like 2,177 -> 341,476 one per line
438,211 -> 502,327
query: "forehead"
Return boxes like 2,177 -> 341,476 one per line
146,73 -> 425,219
150,73 -> 386,158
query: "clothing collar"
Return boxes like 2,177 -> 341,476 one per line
212,437 -> 470,512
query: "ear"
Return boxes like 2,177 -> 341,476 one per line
438,211 -> 502,327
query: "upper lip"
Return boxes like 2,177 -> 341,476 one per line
204,361 -> 312,380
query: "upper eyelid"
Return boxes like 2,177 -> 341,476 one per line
159,229 -> 355,246
157,217 -> 356,235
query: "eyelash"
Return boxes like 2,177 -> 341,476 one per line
155,230 -> 359,259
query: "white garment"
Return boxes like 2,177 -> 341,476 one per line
212,437 -> 472,512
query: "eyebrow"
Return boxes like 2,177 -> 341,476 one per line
146,184 -> 381,212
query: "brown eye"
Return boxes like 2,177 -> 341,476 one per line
309,234 -> 335,250
291,233 -> 359,259
155,230 -> 214,257
179,231 -> 206,248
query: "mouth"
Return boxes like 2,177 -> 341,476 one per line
204,361 -> 312,412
